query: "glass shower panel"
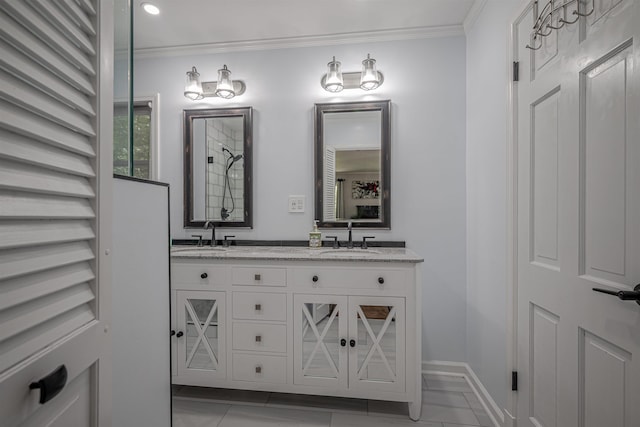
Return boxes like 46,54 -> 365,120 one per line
300,302 -> 340,379
354,304 -> 397,382
184,298 -> 219,370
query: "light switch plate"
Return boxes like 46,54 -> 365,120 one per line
288,195 -> 305,213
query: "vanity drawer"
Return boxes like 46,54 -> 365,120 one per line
172,264 -> 227,286
289,267 -> 409,291
232,322 -> 287,353
232,266 -> 286,287
232,353 -> 287,384
232,292 -> 287,321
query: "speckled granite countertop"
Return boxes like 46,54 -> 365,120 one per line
171,245 -> 423,263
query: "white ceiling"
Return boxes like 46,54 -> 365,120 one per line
129,0 -> 477,54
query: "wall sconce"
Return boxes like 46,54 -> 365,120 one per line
184,65 -> 246,100
321,54 -> 384,93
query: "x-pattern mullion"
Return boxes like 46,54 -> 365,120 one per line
302,303 -> 339,377
355,305 -> 397,381
185,299 -> 218,369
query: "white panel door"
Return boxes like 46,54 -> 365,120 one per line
0,0 -> 112,426
514,1 -> 640,426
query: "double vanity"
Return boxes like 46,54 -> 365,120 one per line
175,98 -> 423,418
170,245 -> 424,420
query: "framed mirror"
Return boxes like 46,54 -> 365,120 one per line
184,107 -> 253,228
314,100 -> 390,228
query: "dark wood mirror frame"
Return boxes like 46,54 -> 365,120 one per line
183,107 -> 253,228
314,100 -> 391,229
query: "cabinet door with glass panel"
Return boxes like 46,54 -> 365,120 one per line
293,295 -> 404,393
293,295 -> 348,389
175,290 -> 226,383
348,296 -> 405,394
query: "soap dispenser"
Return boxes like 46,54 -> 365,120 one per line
309,220 -> 322,248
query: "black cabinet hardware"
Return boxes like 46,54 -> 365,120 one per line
30,365 -> 67,404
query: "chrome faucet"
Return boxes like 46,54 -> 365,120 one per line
204,220 -> 216,246
347,221 -> 354,249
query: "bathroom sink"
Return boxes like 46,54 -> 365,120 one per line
318,249 -> 381,256
172,247 -> 228,256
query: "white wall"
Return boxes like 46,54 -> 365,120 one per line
466,0 -> 524,411
134,36 -> 467,363
112,178 -> 171,427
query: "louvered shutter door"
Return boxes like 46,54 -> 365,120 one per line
0,0 -> 101,376
324,145 -> 336,221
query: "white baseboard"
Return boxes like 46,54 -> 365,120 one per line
423,360 -> 505,427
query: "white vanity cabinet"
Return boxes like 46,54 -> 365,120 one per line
170,248 -> 423,420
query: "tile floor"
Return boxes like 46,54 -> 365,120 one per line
172,374 -> 494,427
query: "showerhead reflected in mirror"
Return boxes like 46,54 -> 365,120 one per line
184,108 -> 253,228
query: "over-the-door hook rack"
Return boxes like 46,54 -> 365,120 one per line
559,14 -> 580,25
546,21 -> 564,30
526,35 -> 543,51
536,26 -> 554,37
573,4 -> 595,17
526,0 -> 595,50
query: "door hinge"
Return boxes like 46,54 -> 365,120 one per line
512,371 -> 518,391
513,61 -> 520,82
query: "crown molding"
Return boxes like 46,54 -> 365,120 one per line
132,25 -> 465,59
463,0 -> 488,34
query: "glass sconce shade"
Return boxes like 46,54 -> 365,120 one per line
215,65 -> 235,99
360,54 -> 381,90
324,56 -> 344,93
184,66 -> 204,100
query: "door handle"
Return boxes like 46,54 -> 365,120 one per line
176,331 -> 184,337
30,365 -> 67,404
592,284 -> 640,306
350,339 -> 356,348
340,338 -> 346,347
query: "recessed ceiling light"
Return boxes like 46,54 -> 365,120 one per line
141,2 -> 160,15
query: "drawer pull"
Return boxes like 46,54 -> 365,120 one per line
201,272 -> 208,279
378,277 -> 385,285
312,275 -> 319,282
30,365 -> 67,405
255,303 -> 262,311
255,365 -> 262,374
255,335 -> 262,343
254,274 -> 261,281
